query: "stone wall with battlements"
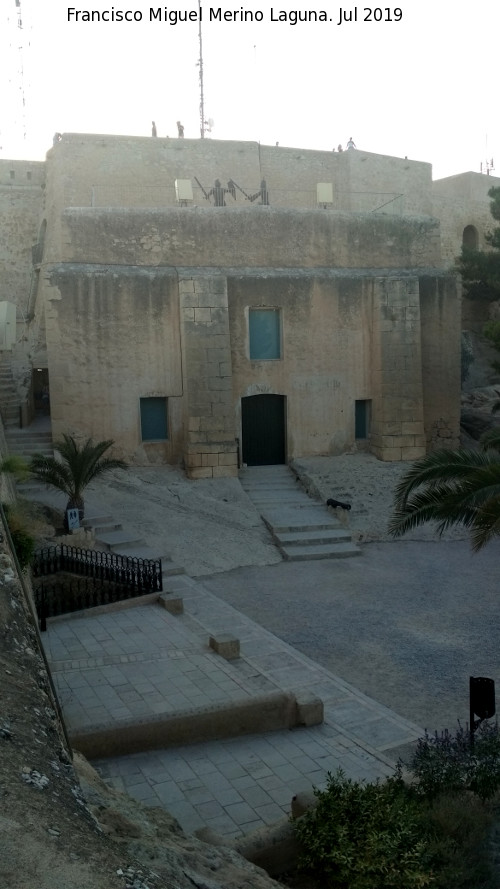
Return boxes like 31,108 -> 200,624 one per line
432,171 -> 500,266
1,135 -> 485,468
0,160 -> 45,324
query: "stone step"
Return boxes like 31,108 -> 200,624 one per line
262,515 -> 341,534
281,542 -> 362,560
5,431 -> 53,442
91,521 -> 123,535
99,543 -> 186,576
274,528 -> 352,547
83,514 -> 115,529
94,530 -> 147,552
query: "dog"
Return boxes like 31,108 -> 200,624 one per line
327,497 -> 351,511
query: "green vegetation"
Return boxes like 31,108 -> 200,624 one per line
293,768 -> 432,888
457,186 -> 500,303
409,721 -> 500,802
2,503 -> 35,569
30,434 -> 127,521
0,455 -> 30,481
388,429 -> 500,550
292,725 -> 500,888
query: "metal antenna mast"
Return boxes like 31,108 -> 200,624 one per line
198,0 -> 205,138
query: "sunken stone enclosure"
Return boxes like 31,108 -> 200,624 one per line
1,134 -> 498,474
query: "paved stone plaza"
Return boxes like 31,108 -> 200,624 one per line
43,568 -> 422,838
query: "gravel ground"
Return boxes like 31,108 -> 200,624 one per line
28,450 -> 500,737
199,538 -> 500,734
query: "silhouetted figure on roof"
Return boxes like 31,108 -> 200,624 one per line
248,179 -> 269,205
347,136 -> 356,150
337,144 -> 343,152
208,179 -> 227,206
151,121 -> 157,137
177,121 -> 185,138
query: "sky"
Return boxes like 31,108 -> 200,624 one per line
0,0 -> 499,181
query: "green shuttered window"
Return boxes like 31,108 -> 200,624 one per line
140,397 -> 168,441
249,309 -> 281,360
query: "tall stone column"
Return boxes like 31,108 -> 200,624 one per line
370,276 -> 427,461
179,274 -> 238,478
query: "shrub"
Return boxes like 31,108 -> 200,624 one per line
2,503 -> 35,569
408,720 -> 500,801
293,768 -> 433,889
424,792 -> 494,889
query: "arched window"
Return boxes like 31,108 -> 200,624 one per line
462,225 -> 479,249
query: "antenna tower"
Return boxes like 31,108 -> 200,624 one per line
2,0 -> 29,150
197,0 -> 213,138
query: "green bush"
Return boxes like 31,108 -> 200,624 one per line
293,768 -> 433,889
424,792 -> 494,889
2,503 -> 35,569
408,721 -> 500,801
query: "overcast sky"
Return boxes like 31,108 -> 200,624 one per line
1,0 -> 498,181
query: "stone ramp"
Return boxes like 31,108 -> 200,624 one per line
48,573 -> 423,839
43,596 -> 323,761
240,465 -> 360,560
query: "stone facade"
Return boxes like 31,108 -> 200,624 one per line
0,134 -> 497,474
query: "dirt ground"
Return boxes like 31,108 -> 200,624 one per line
2,377 -> 498,888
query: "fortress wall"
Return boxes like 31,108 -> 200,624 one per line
432,172 -> 500,266
44,266 -> 185,463
419,275 -> 461,450
43,134 -> 433,215
228,274 -> 374,458
0,160 -> 45,316
57,206 -> 442,269
338,150 -> 433,216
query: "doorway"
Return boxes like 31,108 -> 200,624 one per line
32,367 -> 50,415
241,394 -> 286,465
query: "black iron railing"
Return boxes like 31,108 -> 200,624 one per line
32,545 -> 163,629
33,544 -> 162,591
34,576 -> 160,629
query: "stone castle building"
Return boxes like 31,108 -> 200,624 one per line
0,134 -> 498,477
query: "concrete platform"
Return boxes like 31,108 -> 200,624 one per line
42,572 -> 423,839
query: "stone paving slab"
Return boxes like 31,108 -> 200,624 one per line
42,572 -> 423,839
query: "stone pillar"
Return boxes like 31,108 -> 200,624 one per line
179,274 -> 238,478
370,276 -> 427,461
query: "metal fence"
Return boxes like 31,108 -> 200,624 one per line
34,575 -> 158,630
82,184 -> 404,215
33,544 -> 163,593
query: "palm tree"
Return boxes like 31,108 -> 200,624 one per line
30,434 -> 127,522
388,429 -> 500,551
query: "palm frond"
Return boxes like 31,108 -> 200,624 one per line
389,446 -> 500,549
393,448 -> 500,507
480,427 -> 500,449
30,435 -> 127,516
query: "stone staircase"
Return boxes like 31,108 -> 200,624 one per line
0,362 -> 20,429
84,512 -> 186,579
240,465 -> 361,560
4,426 -> 54,460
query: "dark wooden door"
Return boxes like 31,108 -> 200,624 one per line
241,395 -> 286,465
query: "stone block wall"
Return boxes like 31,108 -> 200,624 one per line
432,171 -> 500,266
0,160 -> 45,315
44,266 -> 184,463
370,277 -> 427,461
180,274 -> 238,478
420,275 -> 461,449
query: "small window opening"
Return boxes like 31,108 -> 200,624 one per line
140,397 -> 168,441
249,308 -> 281,360
355,399 -> 371,439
